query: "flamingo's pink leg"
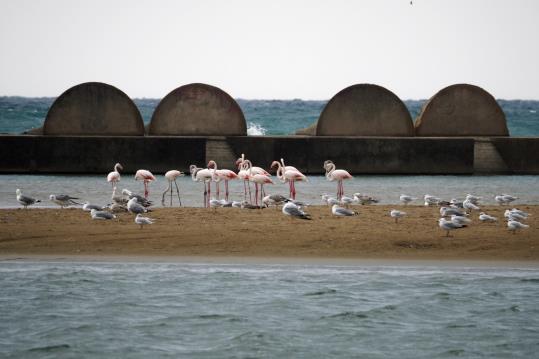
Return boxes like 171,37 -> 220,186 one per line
225,181 -> 229,201
216,182 -> 220,199
255,183 -> 259,206
144,182 -> 149,199
207,182 -> 211,207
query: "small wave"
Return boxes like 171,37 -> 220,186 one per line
324,311 -> 368,319
28,344 -> 70,352
304,288 -> 337,296
520,278 -> 539,283
247,122 -> 267,136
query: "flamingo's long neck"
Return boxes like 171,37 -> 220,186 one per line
114,163 -> 121,173
325,163 -> 335,180
242,160 -> 253,176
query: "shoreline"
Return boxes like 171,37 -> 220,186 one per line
1,206 -> 537,262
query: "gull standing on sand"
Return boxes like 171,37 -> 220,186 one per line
504,209 -> 526,222
495,194 -> 518,205
90,209 -> 116,220
463,198 -> 480,213
282,201 -> 311,220
438,218 -> 467,237
507,220 -> 529,234
263,194 -> 287,209
390,209 -> 406,223
424,194 -> 440,206
324,160 -> 352,201
331,204 -> 357,217
440,206 -> 465,217
400,194 -> 417,205
451,215 -> 472,226
322,194 -> 340,206
82,202 -> 104,211
479,212 -> 498,223
353,193 -> 379,205
107,163 -> 123,189
122,189 -> 152,207
135,169 -> 155,199
127,197 -> 147,214
135,214 -> 154,229
162,170 -> 184,207
16,189 -> 40,209
50,194 -> 80,208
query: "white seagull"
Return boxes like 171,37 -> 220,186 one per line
479,212 -> 497,223
400,194 -> 417,205
282,201 -> 311,220
331,204 -> 358,217
507,220 -> 529,234
90,209 -> 116,220
390,209 -> 406,223
16,189 -> 40,209
438,218 -> 467,237
135,214 -> 154,229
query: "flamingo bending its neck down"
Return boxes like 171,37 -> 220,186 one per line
162,170 -> 184,206
208,160 -> 239,201
135,169 -> 155,199
107,163 -> 123,189
323,160 -> 352,201
190,164 -> 213,208
242,159 -> 273,205
271,160 -> 307,200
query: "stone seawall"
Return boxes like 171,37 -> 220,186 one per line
0,135 -> 537,174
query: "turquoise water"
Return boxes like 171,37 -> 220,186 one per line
1,97 -> 538,136
1,261 -> 538,358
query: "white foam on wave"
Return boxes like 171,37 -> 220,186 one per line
247,122 -> 267,136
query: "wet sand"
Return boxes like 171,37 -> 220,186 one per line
0,206 -> 538,261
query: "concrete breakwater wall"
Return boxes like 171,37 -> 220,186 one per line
1,135 -> 538,174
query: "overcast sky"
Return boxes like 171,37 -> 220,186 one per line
1,0 -> 538,99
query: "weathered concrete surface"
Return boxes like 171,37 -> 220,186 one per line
415,84 -> 508,136
316,84 -> 414,136
149,83 -> 247,136
473,138 -> 509,173
0,136 -> 205,173
492,137 -> 539,173
43,82 -> 145,136
226,137 -> 474,174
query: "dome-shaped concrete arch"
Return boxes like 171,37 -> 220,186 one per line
316,84 -> 414,136
44,82 -> 144,135
414,84 -> 508,136
148,83 -> 246,136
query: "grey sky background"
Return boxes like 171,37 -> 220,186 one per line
1,0 -> 538,100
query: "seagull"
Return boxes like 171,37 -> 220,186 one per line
424,194 -> 440,206
135,214 -> 154,229
231,201 -> 242,208
507,220 -> 529,234
504,209 -> 526,222
438,218 -> 467,237
340,195 -> 355,208
90,209 -> 116,220
331,204 -> 358,217
209,198 -> 223,211
322,194 -> 340,206
451,215 -> 472,225
449,199 -> 464,209
282,201 -> 311,220
510,208 -> 529,218
465,194 -> 481,205
390,209 -> 406,223
440,206 -> 465,217
263,194 -> 287,208
49,194 -> 81,208
400,194 -> 416,205
241,201 -> 264,210
479,212 -> 497,223
82,202 -> 104,211
122,189 -> 152,207
127,197 -> 147,214
353,193 -> 379,205
495,194 -> 518,205
16,189 -> 40,209
463,199 -> 480,212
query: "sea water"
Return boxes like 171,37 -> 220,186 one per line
0,261 -> 538,358
1,97 -> 539,136
2,174 -> 539,208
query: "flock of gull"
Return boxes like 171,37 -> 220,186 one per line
14,154 -> 530,235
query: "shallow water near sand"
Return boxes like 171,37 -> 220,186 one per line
1,174 -> 538,208
0,261 -> 538,358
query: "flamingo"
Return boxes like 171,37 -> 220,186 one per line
107,163 -> 123,189
162,170 -> 184,206
271,160 -> 307,200
323,160 -> 352,201
134,169 -> 155,199
190,164 -> 213,207
207,160 -> 239,201
242,159 -> 273,206
236,153 -> 269,203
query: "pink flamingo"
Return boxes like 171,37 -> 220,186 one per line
236,154 -> 269,203
271,160 -> 307,200
135,169 -> 155,199
162,170 -> 184,206
243,159 -> 273,205
207,160 -> 239,201
190,164 -> 213,207
107,163 -> 123,189
323,160 -> 352,201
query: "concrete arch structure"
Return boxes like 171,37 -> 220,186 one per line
44,82 -> 144,136
415,84 -> 508,136
148,83 -> 246,136
316,84 -> 414,136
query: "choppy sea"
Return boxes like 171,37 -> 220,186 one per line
1,97 -> 539,136
1,261 -> 538,358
